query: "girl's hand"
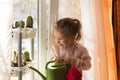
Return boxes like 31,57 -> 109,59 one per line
54,57 -> 64,65
64,56 -> 76,66
64,57 -> 71,64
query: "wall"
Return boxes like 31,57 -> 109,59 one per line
113,0 -> 120,79
116,0 -> 120,79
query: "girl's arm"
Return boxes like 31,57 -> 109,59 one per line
65,47 -> 91,70
74,48 -> 91,70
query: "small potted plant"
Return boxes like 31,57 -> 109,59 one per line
10,51 -> 32,77
12,15 -> 37,39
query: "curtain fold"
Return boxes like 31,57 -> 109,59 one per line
112,0 -> 120,79
0,1 -> 13,80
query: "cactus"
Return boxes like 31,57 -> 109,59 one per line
23,51 -> 31,61
11,51 -> 26,67
19,20 -> 25,28
26,16 -> 33,28
15,21 -> 20,28
11,51 -> 18,67
14,20 -> 25,28
14,16 -> 33,28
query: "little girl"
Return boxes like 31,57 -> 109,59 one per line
49,17 -> 91,80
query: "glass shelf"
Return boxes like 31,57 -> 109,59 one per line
12,28 -> 37,39
9,61 -> 34,77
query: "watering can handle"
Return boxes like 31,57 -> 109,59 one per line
45,60 -> 55,69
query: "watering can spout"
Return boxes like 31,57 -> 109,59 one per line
29,66 -> 46,80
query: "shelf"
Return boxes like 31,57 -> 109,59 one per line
12,28 -> 37,39
11,28 -> 36,80
9,61 -> 34,77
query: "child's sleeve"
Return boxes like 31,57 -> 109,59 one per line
70,47 -> 91,70
76,47 -> 91,70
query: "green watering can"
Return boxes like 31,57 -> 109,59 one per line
29,61 -> 68,80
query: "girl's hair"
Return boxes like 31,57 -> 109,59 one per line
53,17 -> 82,42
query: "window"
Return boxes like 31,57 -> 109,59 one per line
12,0 -> 39,80
0,0 -> 117,80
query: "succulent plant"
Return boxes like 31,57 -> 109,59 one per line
23,51 -> 31,61
26,16 -> 33,28
14,16 -> 33,28
19,20 -> 25,28
14,20 -> 25,28
11,51 -> 26,67
15,21 -> 20,28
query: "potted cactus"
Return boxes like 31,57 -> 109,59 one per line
26,16 -> 33,28
19,20 -> 25,28
14,20 -> 25,28
14,16 -> 33,28
12,15 -> 36,39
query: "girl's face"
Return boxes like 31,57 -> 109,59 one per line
53,29 -> 74,48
